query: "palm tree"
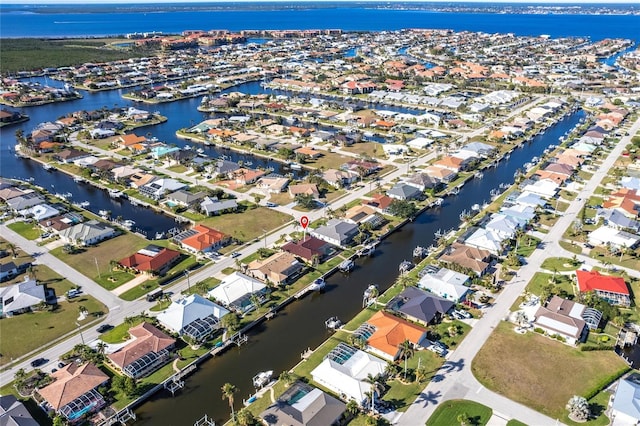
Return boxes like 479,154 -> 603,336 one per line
250,293 -> 262,312
13,368 -> 27,388
457,412 -> 471,426
279,370 -> 295,387
221,382 -> 238,421
514,311 -> 528,327
398,340 -> 414,380
6,242 -> 17,258
344,399 -> 360,419
395,274 -> 416,290
566,395 -> 590,421
363,374 -> 384,413
95,341 -> 107,358
235,408 -> 255,426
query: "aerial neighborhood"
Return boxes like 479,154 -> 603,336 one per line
1,19 -> 640,426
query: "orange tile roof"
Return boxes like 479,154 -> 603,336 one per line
366,311 -> 426,359
38,363 -> 109,410
181,224 -> 229,251
576,270 -> 629,295
118,247 -> 181,272
108,323 -> 175,370
119,133 -> 146,146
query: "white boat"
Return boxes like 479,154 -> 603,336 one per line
309,277 -> 326,292
98,210 -> 110,219
450,187 -> 460,195
108,189 -> 124,199
289,162 -> 302,170
43,164 -> 54,171
245,161 -> 253,167
474,172 -> 483,179
399,260 -> 414,274
73,176 -> 85,183
413,246 -> 428,258
122,219 -> 135,229
471,203 -> 480,211
325,316 -> 342,330
432,198 -> 443,207
338,259 -> 354,273
363,284 -> 378,299
252,370 -> 273,389
196,148 -> 204,154
79,201 -> 90,208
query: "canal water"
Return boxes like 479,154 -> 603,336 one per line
133,109 -> 585,424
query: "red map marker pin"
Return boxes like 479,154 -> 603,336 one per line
300,216 -> 309,229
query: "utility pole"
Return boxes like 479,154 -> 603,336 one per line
94,257 -> 101,279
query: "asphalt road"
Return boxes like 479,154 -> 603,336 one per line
396,114 -> 640,425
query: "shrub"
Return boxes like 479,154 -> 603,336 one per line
534,327 -> 545,334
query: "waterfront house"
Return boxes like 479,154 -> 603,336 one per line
464,228 -> 504,255
208,271 -> 268,312
0,395 -> 39,426
433,156 -> 466,173
0,186 -> 26,202
107,323 -> 175,379
310,344 -> 386,407
587,226 -> 639,250
166,190 -> 207,209
40,212 -> 84,234
54,148 -> 91,164
343,205 -> 385,229
199,196 -> 238,216
418,267 -> 470,303
406,137 -> 433,150
19,203 -> 60,221
0,277 -> 47,317
340,160 -> 380,177
388,286 -> 455,326
484,213 -> 523,240
174,224 -> 230,254
364,310 -> 427,361
157,294 -> 229,341
424,166 -> 457,183
247,252 -> 304,286
6,193 -> 45,212
499,204 -> 537,223
281,235 -> 332,264
387,182 -> 422,201
532,296 -> 589,345
513,191 -> 546,209
111,165 -> 143,182
461,142 -> 496,157
575,270 -> 631,307
139,178 -> 186,200
37,363 -> 109,423
117,133 -> 147,151
311,219 -> 359,248
404,173 -> 440,192
59,220 -> 116,247
364,193 -> 394,215
118,245 -> 181,275
609,375 -> 640,425
129,172 -> 157,189
259,381 -> 346,426
438,242 -> 492,276
521,179 -> 559,199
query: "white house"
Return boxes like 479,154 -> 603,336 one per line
610,375 -> 640,425
59,220 -> 116,246
484,213 -> 524,240
0,277 -> 47,317
311,344 -> 386,406
588,226 -> 640,249
522,179 -> 559,199
406,137 -> 433,150
157,294 -> 228,339
207,272 -> 267,312
464,228 -> 504,255
417,267 -> 470,302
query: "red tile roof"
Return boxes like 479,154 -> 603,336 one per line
118,248 -> 181,272
108,323 -> 175,370
575,270 -> 629,295
181,224 -> 228,251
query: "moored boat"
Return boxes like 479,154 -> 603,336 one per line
252,370 -> 273,389
338,259 -> 354,273
325,316 -> 342,330
309,277 -> 326,292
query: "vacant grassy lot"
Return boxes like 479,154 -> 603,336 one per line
426,400 -> 493,426
0,296 -> 106,366
50,233 -> 151,284
304,150 -> 352,170
1,38 -> 148,73
7,221 -> 41,240
472,322 -> 628,420
200,205 -> 291,242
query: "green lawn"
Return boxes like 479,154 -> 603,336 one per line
540,257 -> 581,272
199,205 -> 292,242
94,270 -> 137,291
472,322 -> 628,420
7,221 -> 42,240
0,296 -> 107,366
526,272 -> 575,299
515,235 -> 540,258
426,400 -> 493,426
507,420 -> 528,426
50,233 -> 152,285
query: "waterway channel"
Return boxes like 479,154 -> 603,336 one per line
132,109 -> 586,424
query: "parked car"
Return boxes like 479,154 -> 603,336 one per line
96,324 -> 113,333
230,252 -> 241,258
584,243 -> 595,249
31,358 -> 47,368
453,309 -> 472,319
265,202 -> 278,207
57,362 -> 66,369
66,289 -> 81,299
